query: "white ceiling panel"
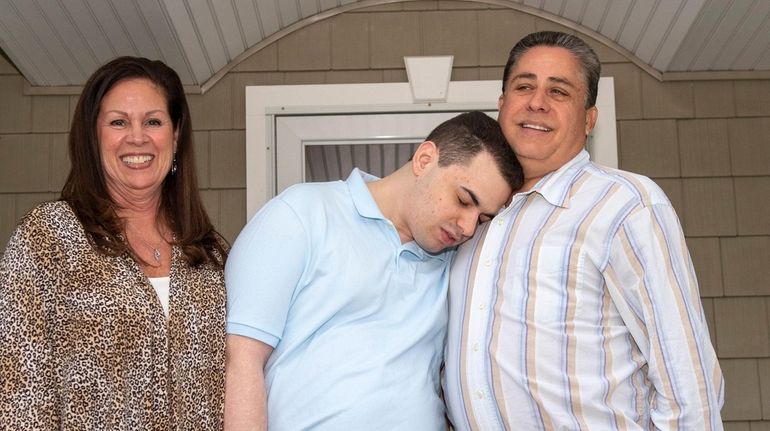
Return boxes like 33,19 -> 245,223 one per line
523,0 -> 542,9
756,42 -> 770,70
598,0 -> 632,42
668,0 -> 729,71
0,0 -> 767,90
40,0 -> 100,77
733,12 -> 770,70
164,0 -> 213,83
582,0 -> 611,32
320,0 -> 341,12
617,0 -> 656,52
85,0 -> 139,56
0,9 -> 41,83
14,0 -> 82,83
111,0 -> 163,59
542,0 -> 565,15
65,0 -> 118,63
255,0 -> 281,36
712,0 -> 770,70
635,1 -> 685,64
186,0 -> 228,70
649,0 -> 704,70
278,1 -> 301,26
298,0 -> 321,18
137,1 -> 194,83
0,1 -> 68,85
690,0 -> 754,70
234,0 -> 263,44
561,0 -> 588,22
211,1 -> 247,59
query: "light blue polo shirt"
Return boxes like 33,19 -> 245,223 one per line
226,169 -> 452,431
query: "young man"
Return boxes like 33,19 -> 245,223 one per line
224,111 -> 522,430
444,31 -> 724,430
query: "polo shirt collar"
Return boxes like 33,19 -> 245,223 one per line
527,149 -> 590,209
346,168 -> 385,220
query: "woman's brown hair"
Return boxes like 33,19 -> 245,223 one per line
61,56 -> 227,267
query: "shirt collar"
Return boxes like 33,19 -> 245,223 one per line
346,168 -> 385,220
525,149 -> 590,209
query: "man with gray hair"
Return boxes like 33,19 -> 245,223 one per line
444,31 -> 724,430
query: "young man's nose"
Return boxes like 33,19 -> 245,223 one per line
457,211 -> 478,238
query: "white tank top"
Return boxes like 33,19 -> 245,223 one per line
148,276 -> 170,317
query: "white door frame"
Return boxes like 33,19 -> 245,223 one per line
245,78 -> 616,219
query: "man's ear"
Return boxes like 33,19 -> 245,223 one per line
585,106 -> 598,136
412,140 -> 438,176
498,93 -> 505,111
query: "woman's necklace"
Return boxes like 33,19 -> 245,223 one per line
126,225 -> 165,265
138,237 -> 162,263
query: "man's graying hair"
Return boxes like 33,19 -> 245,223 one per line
502,31 -> 601,108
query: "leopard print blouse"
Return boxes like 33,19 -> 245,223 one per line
0,201 -> 226,430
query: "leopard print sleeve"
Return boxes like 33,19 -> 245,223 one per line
0,203 -> 64,429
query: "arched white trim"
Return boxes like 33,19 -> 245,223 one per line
203,0 -> 650,94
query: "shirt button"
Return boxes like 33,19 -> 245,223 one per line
478,303 -> 486,310
476,389 -> 485,399
484,259 -> 492,267
472,343 -> 479,352
496,218 -> 505,225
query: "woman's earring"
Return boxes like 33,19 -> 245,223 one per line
171,153 -> 178,175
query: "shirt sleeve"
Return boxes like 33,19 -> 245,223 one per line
0,218 -> 60,429
225,196 -> 310,348
604,203 -> 724,431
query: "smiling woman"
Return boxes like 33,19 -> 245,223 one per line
97,78 -> 178,203
0,57 -> 228,430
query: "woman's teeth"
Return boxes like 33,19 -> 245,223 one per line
121,155 -> 154,164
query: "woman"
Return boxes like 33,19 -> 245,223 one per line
0,57 -> 227,429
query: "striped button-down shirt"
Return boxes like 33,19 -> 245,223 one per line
445,150 -> 724,431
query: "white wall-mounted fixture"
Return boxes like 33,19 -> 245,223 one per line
404,55 -> 453,102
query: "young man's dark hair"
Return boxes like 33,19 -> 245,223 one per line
428,111 -> 522,191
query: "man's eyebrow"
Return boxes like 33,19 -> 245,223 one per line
510,72 -> 577,89
548,76 -> 577,88
510,72 -> 536,82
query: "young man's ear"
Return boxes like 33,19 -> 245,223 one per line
412,140 -> 439,176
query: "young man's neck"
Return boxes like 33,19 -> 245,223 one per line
366,165 -> 414,244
